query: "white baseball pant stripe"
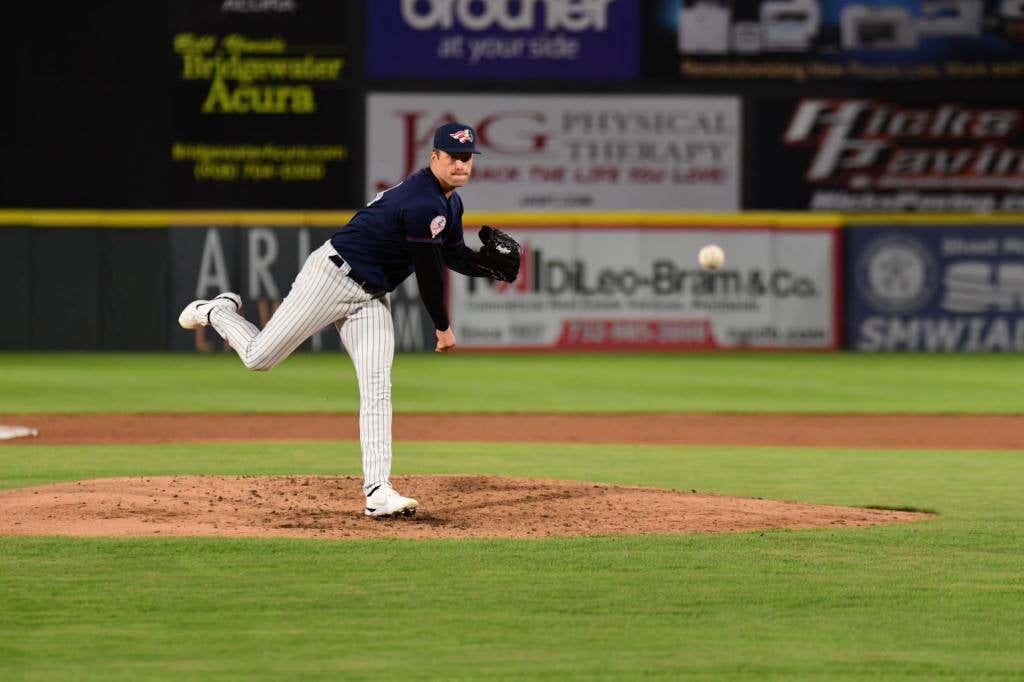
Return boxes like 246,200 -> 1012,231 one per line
208,240 -> 395,493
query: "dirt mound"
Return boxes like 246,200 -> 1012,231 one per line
0,475 -> 931,540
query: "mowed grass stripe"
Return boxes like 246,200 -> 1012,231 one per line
1,442 -> 1022,680
2,352 -> 1022,414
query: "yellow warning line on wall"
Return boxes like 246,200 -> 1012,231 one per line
0,210 -> 354,227
841,214 -> 1024,225
0,209 -> 1022,228
465,212 -> 842,228
0,209 -> 842,228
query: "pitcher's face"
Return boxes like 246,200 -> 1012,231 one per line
430,150 -> 474,194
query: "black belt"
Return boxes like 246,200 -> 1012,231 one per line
329,254 -> 384,294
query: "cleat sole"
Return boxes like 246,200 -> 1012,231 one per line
364,504 -> 418,518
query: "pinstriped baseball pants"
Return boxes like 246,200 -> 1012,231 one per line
208,240 -> 394,493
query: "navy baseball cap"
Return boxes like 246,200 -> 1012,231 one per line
433,122 -> 482,155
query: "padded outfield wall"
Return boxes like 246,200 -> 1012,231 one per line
4,210 -> 1021,353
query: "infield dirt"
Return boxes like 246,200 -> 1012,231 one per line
4,413 -> 1023,449
0,474 -> 931,540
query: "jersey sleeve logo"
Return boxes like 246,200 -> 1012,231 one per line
450,129 -> 473,144
430,215 -> 447,238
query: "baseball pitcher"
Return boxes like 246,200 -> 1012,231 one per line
178,122 -> 519,517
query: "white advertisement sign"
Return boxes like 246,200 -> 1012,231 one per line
366,93 -> 740,210
450,227 -> 837,350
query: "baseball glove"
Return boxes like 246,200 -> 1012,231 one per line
476,225 -> 521,282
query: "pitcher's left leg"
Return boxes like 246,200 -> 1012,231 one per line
336,294 -> 395,494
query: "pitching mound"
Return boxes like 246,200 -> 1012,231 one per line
0,475 -> 930,540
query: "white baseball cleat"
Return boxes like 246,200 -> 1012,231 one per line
178,292 -> 242,330
364,482 -> 418,517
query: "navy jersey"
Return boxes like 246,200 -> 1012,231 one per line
330,168 -> 466,292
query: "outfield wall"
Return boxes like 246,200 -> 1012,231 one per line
2,211 -> 1023,352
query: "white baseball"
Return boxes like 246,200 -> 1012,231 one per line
698,244 -> 725,270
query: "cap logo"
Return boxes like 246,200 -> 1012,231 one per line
430,215 -> 447,237
449,129 -> 474,144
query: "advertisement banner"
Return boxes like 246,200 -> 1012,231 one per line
749,98 -> 1024,212
450,226 -> 838,350
168,226 -> 434,352
366,0 -> 640,79
366,93 -> 741,210
168,1 -> 358,208
647,0 -> 1024,82
848,224 -> 1024,351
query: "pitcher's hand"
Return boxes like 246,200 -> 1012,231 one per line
435,327 -> 456,353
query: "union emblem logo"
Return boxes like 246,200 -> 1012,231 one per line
430,215 -> 447,237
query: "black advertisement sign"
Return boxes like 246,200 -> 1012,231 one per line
749,97 -> 1024,212
168,1 -> 358,208
647,0 -> 1024,82
168,226 -> 433,353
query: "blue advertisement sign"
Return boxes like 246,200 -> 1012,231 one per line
847,225 -> 1024,351
366,0 -> 640,79
648,0 -> 1024,81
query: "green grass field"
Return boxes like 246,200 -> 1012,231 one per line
1,353 -> 1023,680
2,351 -> 1023,413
